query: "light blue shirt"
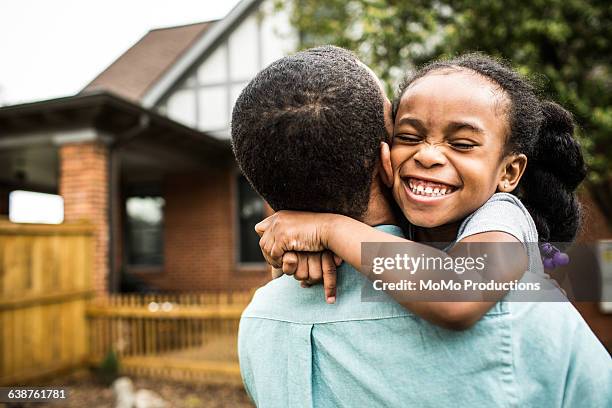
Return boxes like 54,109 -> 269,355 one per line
239,213 -> 611,407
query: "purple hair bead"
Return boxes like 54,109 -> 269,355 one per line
543,257 -> 556,270
553,251 -> 570,266
540,242 -> 569,269
540,243 -> 556,256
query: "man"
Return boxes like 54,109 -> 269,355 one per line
231,46 -> 611,407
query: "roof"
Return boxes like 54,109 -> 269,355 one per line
0,92 -> 231,165
81,21 -> 215,103
141,0 -> 261,107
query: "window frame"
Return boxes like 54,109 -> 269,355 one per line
233,171 -> 268,272
123,185 -> 165,272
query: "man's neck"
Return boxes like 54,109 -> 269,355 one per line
361,179 -> 397,227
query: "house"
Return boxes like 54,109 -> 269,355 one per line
0,0 -> 610,348
0,0 -> 296,294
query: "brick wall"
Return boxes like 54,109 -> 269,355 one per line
130,167 -> 269,291
59,141 -> 109,295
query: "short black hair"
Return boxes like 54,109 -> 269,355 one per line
231,45 -> 387,219
394,53 -> 587,242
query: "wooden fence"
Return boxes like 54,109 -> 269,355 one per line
86,291 -> 254,383
0,219 -> 255,385
0,221 -> 94,385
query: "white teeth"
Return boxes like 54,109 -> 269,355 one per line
408,178 -> 456,197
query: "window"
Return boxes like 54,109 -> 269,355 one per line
237,176 -> 265,265
125,196 -> 165,266
198,44 -> 227,85
167,89 -> 196,127
198,86 -> 228,130
229,15 -> 259,80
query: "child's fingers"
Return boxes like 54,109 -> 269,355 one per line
282,252 -> 298,275
333,254 -> 343,266
259,233 -> 281,268
271,267 -> 283,279
294,252 -> 309,281
306,252 -> 323,284
254,217 -> 272,236
322,251 -> 337,304
269,244 -> 284,267
259,241 -> 279,268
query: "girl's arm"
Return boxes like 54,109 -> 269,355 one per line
256,211 -> 528,330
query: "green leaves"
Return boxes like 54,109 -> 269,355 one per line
282,0 -> 611,191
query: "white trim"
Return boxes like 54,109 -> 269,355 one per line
141,0 -> 261,108
0,128 -> 113,148
0,133 -> 53,149
52,128 -> 99,144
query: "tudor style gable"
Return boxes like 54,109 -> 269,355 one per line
80,0 -> 297,140
154,0 -> 297,139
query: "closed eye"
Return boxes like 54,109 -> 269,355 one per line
450,142 -> 476,150
394,134 -> 422,144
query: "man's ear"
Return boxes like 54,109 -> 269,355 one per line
379,142 -> 394,188
498,153 -> 527,192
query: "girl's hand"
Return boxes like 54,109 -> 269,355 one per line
255,211 -> 334,268
256,210 -> 340,303
269,251 -> 341,303
284,251 -> 341,303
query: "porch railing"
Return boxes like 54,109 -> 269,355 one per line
86,291 -> 254,383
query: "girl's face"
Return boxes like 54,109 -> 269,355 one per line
389,69 -> 517,229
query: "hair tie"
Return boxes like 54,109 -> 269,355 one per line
540,242 -> 570,269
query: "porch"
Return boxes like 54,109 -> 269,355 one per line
0,92 -> 269,296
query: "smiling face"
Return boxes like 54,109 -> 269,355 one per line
390,68 -> 513,230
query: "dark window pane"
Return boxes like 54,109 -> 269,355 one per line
126,196 -> 164,266
238,176 -> 265,264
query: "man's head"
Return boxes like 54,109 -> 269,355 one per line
231,46 -> 388,219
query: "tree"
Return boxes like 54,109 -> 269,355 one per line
279,0 -> 612,222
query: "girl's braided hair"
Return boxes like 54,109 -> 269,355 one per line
393,53 -> 587,242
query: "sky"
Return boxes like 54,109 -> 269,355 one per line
0,0 -> 241,106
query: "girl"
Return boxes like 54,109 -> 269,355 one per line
255,53 -> 587,329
